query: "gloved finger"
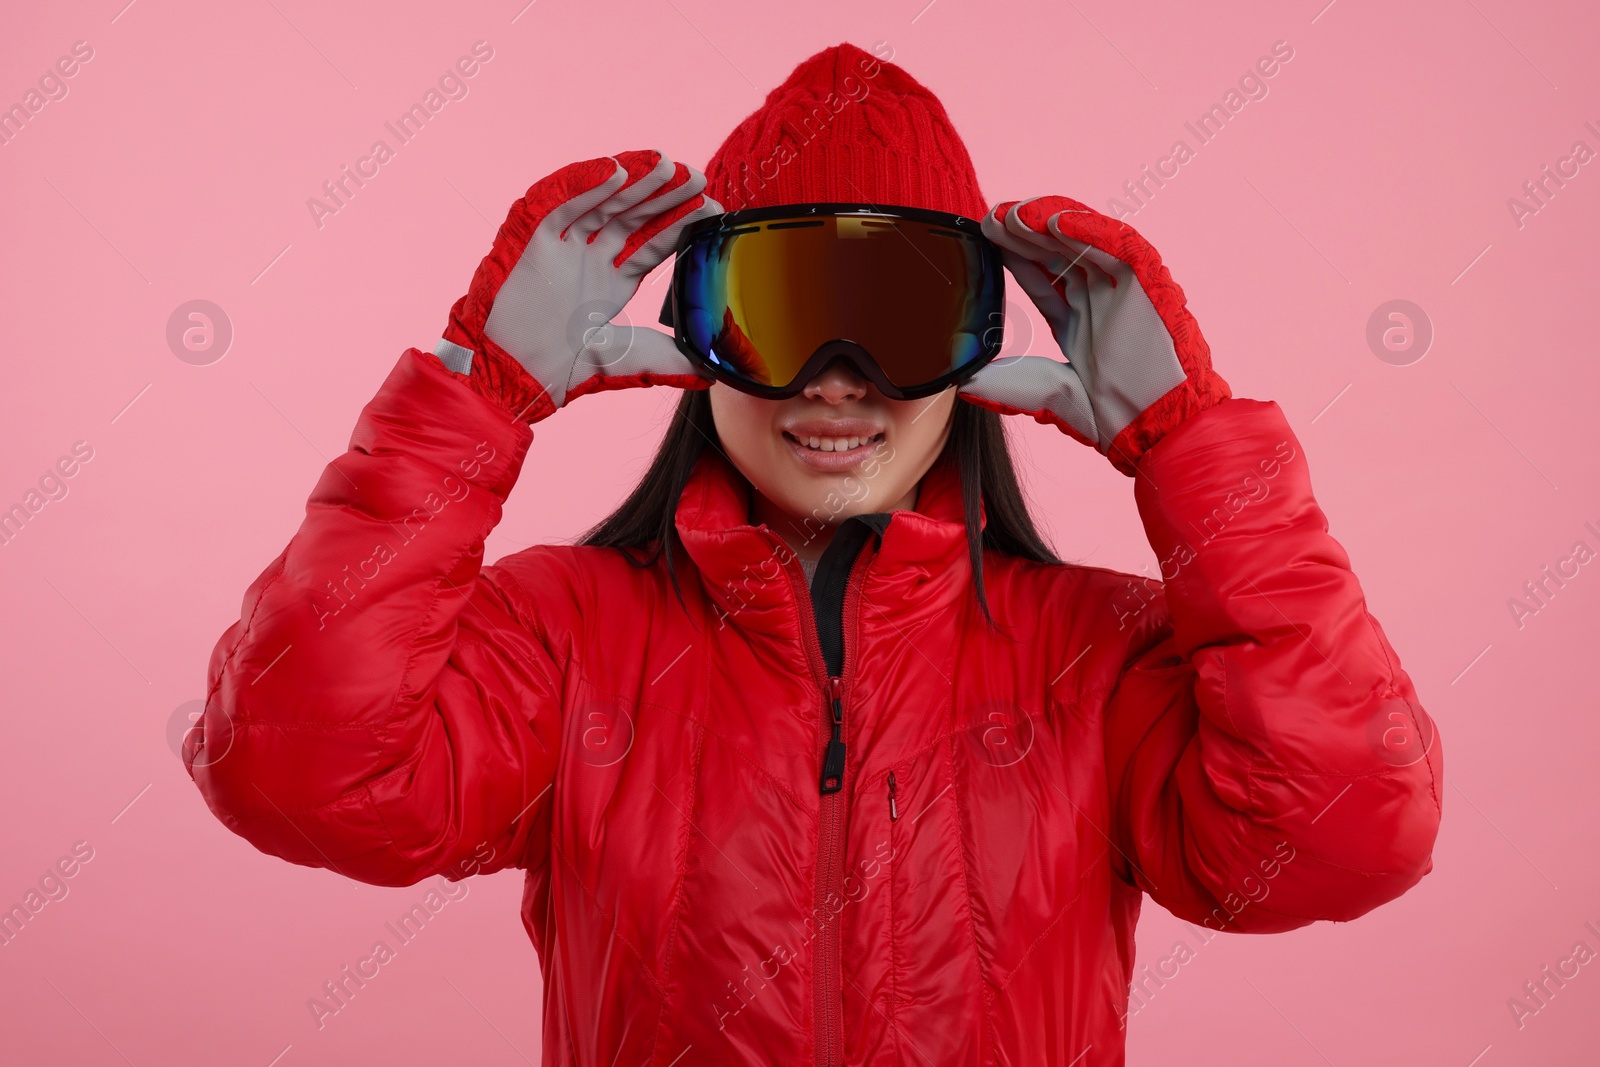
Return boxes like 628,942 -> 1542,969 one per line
1040,202 -> 1174,298
602,160 -> 707,244
526,156 -> 631,246
601,322 -> 699,376
563,150 -> 678,242
1045,222 -> 1135,288
1000,198 -> 1117,283
619,191 -> 724,280
958,354 -> 1099,445
990,202 -> 1111,312
564,324 -> 708,406
1002,200 -> 1094,275
609,164 -> 718,275
1003,247 -> 1103,426
980,201 -> 1060,264
998,244 -> 1080,347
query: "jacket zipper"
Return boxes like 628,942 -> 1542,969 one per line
821,676 -> 846,793
778,533 -> 871,1067
887,771 -> 898,821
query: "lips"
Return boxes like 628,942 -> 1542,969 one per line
779,417 -> 886,473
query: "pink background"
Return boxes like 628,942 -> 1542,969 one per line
2,0 -> 1597,1063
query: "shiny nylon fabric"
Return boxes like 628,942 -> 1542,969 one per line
677,213 -> 998,391
185,349 -> 1443,1067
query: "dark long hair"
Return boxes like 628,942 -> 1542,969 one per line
577,389 -> 1061,628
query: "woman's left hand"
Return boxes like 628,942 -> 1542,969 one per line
958,196 -> 1232,475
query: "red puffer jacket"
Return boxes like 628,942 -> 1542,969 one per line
186,348 -> 1443,1067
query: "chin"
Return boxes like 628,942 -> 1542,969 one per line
764,441 -> 913,518
782,485 -> 886,526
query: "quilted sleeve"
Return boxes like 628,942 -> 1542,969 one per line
183,349 -> 564,888
1100,398 -> 1443,932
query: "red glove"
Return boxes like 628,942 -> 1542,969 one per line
431,149 -> 723,423
957,196 -> 1231,475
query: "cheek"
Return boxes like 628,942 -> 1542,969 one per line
709,385 -> 769,458
710,385 -> 784,487
891,393 -> 955,461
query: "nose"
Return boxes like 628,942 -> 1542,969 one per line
802,355 -> 872,404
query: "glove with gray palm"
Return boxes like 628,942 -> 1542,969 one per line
432,149 -> 723,423
957,196 -> 1231,475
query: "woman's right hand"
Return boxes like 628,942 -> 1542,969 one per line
432,149 -> 723,423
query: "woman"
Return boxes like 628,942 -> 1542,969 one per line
185,43 -> 1442,1066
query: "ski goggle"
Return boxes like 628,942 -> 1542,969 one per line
657,202 -> 1005,400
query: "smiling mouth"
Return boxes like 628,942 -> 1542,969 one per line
782,431 -> 886,453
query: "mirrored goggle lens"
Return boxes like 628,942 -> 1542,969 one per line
677,214 -> 1000,391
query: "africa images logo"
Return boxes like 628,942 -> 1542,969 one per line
305,41 -> 495,230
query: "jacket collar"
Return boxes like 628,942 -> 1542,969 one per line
673,446 -> 983,635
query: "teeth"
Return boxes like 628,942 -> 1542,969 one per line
798,435 -> 873,452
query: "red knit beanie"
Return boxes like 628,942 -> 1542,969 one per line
703,42 -> 987,220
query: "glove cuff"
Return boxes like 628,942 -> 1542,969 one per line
426,335 -> 557,426
467,340 -> 557,424
1112,367 -> 1232,477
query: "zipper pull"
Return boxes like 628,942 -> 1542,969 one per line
887,771 -> 898,821
820,676 -> 845,795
